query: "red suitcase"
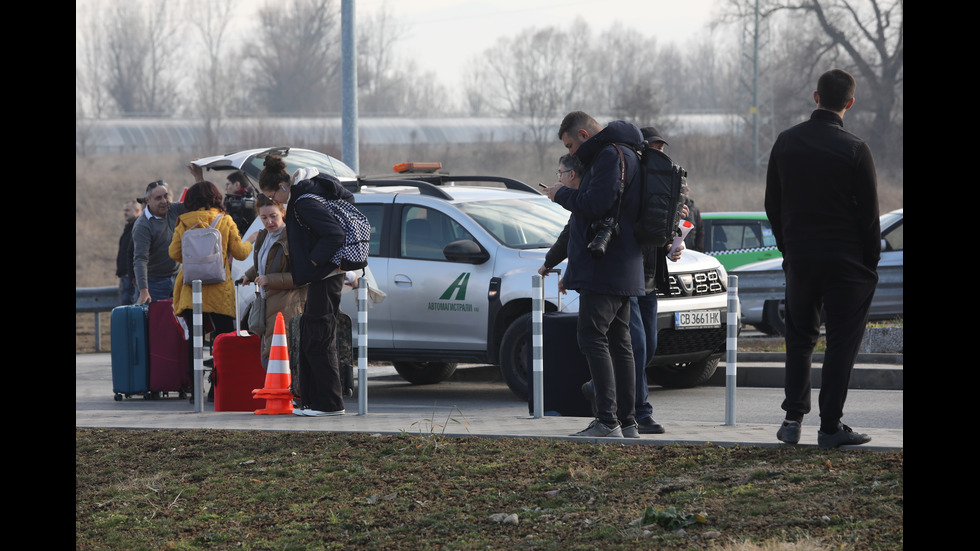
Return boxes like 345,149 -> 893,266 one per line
212,285 -> 268,412
148,299 -> 191,398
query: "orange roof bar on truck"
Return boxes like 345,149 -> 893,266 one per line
392,162 -> 442,174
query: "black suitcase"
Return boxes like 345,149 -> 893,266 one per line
525,272 -> 594,417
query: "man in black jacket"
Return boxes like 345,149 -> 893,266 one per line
116,199 -> 142,305
544,112 -> 646,438
765,69 -> 880,449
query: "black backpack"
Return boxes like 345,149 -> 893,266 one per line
630,145 -> 687,248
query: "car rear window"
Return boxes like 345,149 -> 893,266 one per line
242,150 -> 358,181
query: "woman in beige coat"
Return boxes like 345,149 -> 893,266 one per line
241,196 -> 307,374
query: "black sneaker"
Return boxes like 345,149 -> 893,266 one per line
818,424 -> 871,449
777,421 -> 801,444
637,417 -> 665,434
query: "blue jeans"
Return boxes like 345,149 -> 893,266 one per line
119,277 -> 137,306
630,293 -> 658,420
146,276 -> 176,302
577,291 -> 635,427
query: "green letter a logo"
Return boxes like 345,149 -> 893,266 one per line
439,273 -> 470,300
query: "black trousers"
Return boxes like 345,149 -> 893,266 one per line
299,274 -> 346,412
781,253 -> 878,430
577,290 -> 635,427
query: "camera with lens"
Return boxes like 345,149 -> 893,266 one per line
587,216 -> 620,258
224,189 -> 255,215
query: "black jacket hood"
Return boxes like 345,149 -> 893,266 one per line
575,120 -> 643,167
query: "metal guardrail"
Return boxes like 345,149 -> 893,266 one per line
77,286 -> 118,313
76,287 -> 119,352
733,265 -> 904,320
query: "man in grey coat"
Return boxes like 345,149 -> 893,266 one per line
133,180 -> 186,304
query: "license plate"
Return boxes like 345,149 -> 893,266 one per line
674,309 -> 721,329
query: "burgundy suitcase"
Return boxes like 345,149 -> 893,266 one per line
148,299 -> 191,398
212,286 -> 269,412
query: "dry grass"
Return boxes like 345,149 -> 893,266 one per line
76,428 -> 902,550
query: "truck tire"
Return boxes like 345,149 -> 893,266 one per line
499,313 -> 531,400
648,357 -> 720,388
391,361 -> 457,385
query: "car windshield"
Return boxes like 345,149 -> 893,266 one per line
457,198 -> 570,249
880,211 -> 902,232
241,149 -> 358,181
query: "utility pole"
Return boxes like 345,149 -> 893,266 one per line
342,0 -> 359,174
736,0 -> 774,180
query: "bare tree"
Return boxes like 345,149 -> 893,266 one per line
801,0 -> 903,161
98,0 -> 181,115
76,0 -> 112,120
722,0 -> 903,162
357,2 -> 402,113
188,0 -> 236,151
461,61 -> 492,117
585,24 -> 664,124
472,23 -> 582,168
249,0 -> 342,114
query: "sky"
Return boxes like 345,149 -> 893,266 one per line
363,0 -> 722,89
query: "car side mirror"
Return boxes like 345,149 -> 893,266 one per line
880,238 -> 888,252
443,239 -> 490,264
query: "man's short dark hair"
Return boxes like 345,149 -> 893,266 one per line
817,69 -> 856,111
558,111 -> 601,140
227,171 -> 247,187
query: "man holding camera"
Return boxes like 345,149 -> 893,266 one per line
544,111 -> 646,438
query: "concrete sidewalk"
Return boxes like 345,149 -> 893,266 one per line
76,353 -> 903,450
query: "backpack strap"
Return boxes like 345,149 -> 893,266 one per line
609,144 -> 627,221
209,213 -> 224,229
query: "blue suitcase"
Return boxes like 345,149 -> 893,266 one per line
110,304 -> 151,400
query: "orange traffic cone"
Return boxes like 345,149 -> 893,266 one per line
252,312 -> 294,415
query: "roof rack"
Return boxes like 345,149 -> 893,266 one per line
353,173 -> 538,195
345,179 -> 455,200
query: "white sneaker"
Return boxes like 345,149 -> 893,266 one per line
293,408 -> 309,416
303,409 -> 345,417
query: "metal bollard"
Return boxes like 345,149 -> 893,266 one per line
531,274 -> 544,418
725,275 -> 739,425
193,280 -> 204,413
94,313 -> 102,352
357,277 -> 368,415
